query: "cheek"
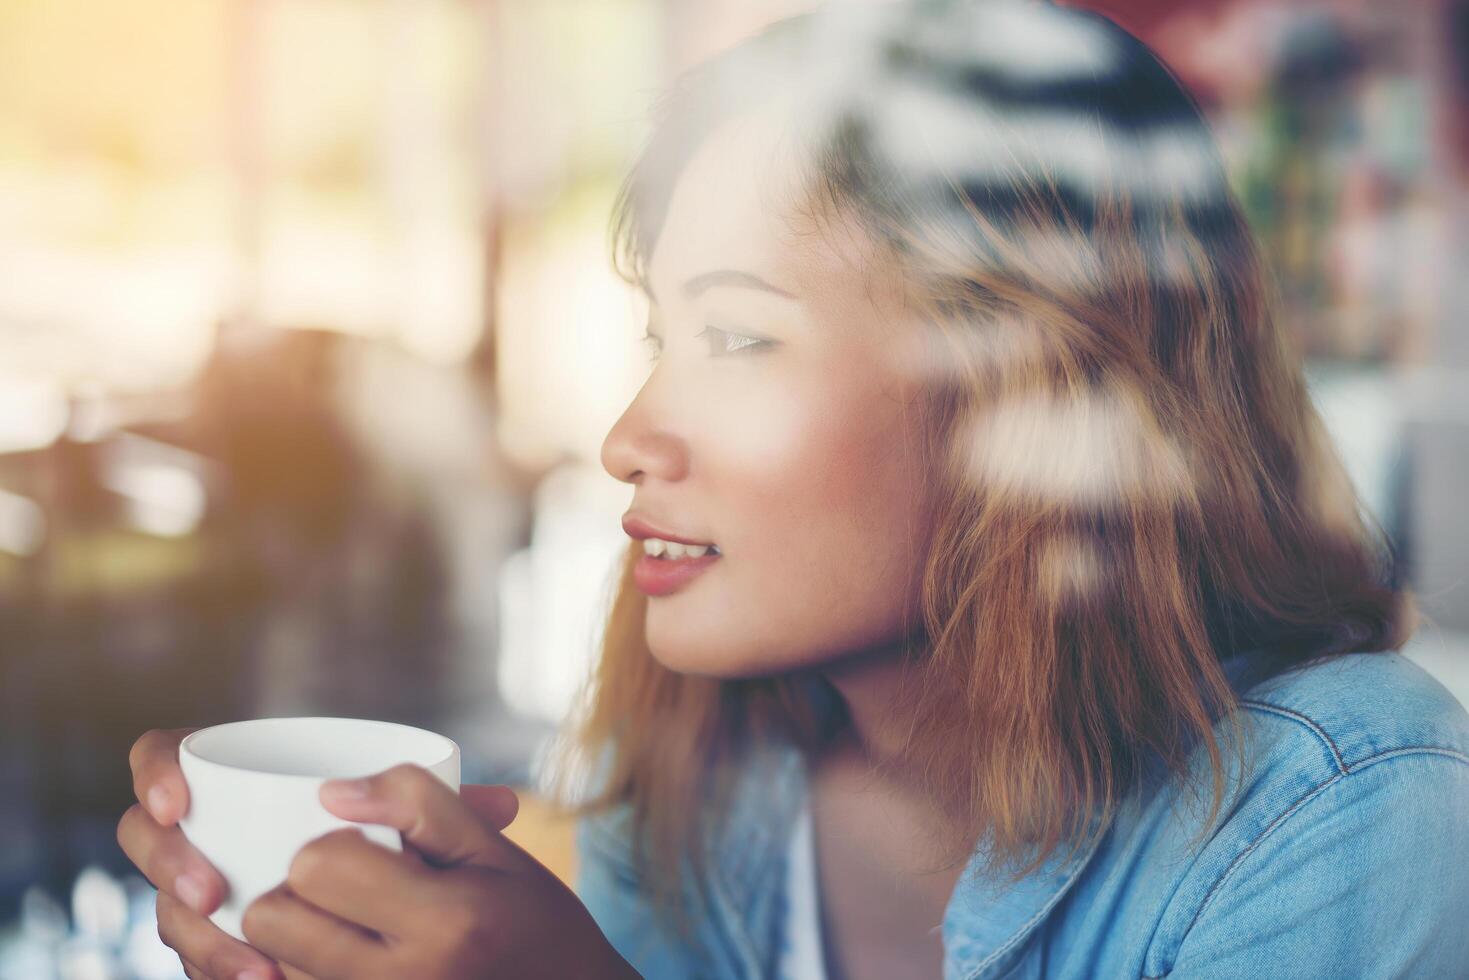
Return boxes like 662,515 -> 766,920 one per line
647,374 -> 930,676
697,376 -> 812,476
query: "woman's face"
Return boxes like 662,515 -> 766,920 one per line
600,104 -> 939,679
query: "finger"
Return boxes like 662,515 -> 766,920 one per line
319,764 -> 528,872
157,889 -> 284,980
129,727 -> 196,825
284,826 -> 441,938
181,960 -> 239,980
280,966 -> 325,980
117,803 -> 227,916
398,784 -> 518,869
461,784 -> 520,830
242,884 -> 383,980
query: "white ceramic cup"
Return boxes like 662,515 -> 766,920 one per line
177,716 -> 461,942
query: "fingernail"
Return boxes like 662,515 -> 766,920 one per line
322,778 -> 372,801
237,969 -> 273,980
147,784 -> 173,822
175,872 -> 209,913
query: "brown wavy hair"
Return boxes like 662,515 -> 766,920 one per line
547,0 -> 1409,939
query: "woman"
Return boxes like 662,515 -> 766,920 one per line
118,2 -> 1469,978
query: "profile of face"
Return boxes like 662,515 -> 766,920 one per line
600,102 -> 939,680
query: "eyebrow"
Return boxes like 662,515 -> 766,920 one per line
644,269 -> 799,304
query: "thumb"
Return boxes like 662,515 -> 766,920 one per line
461,783 -> 520,831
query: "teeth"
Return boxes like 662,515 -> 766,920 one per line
641,537 -> 716,559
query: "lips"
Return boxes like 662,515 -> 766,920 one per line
622,512 -> 722,596
632,549 -> 721,596
621,513 -> 716,548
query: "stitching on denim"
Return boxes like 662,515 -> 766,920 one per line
1238,700 -> 1347,773
1239,703 -> 1469,775
1193,774 -> 1343,925
1350,746 -> 1469,769
1153,772 -> 1344,978
1151,747 -> 1469,978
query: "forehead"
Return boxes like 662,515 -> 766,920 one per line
646,102 -> 839,299
642,98 -> 911,346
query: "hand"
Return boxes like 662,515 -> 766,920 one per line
117,728 -> 285,980
237,764 -> 639,980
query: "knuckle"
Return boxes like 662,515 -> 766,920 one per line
287,828 -> 359,891
156,895 -> 180,948
117,805 -> 169,879
203,943 -> 251,980
239,894 -> 273,945
287,842 -> 328,892
384,762 -> 430,798
130,727 -> 192,782
159,892 -> 246,980
324,825 -> 365,844
129,728 -> 172,775
116,803 -> 142,852
239,910 -> 259,946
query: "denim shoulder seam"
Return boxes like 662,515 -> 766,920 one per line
1144,746 -> 1469,978
1237,699 -> 1347,773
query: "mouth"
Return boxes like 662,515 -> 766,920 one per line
632,545 -> 721,597
639,537 -> 721,560
621,513 -> 722,595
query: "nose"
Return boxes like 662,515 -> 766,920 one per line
600,379 -> 689,486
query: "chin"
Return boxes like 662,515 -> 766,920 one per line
647,643 -> 755,679
644,625 -> 787,680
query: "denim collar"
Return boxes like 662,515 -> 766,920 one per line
940,809 -> 1109,980
706,738 -> 1109,980
944,649 -> 1267,977
706,650 -> 1264,979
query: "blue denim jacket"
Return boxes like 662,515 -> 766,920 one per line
575,651 -> 1469,979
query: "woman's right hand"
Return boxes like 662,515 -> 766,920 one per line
117,728 -> 285,980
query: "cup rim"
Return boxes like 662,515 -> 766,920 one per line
179,716 -> 459,782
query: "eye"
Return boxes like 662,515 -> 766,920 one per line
697,324 -> 774,357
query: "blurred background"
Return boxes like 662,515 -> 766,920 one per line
1,0 -> 1467,975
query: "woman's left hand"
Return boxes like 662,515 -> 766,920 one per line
235,765 -> 639,980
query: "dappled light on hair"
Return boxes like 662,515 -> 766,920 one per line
955,385 -> 1194,510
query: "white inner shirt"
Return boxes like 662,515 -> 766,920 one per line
777,798 -> 829,980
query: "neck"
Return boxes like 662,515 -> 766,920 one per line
817,635 -> 926,772
814,637 -> 982,866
